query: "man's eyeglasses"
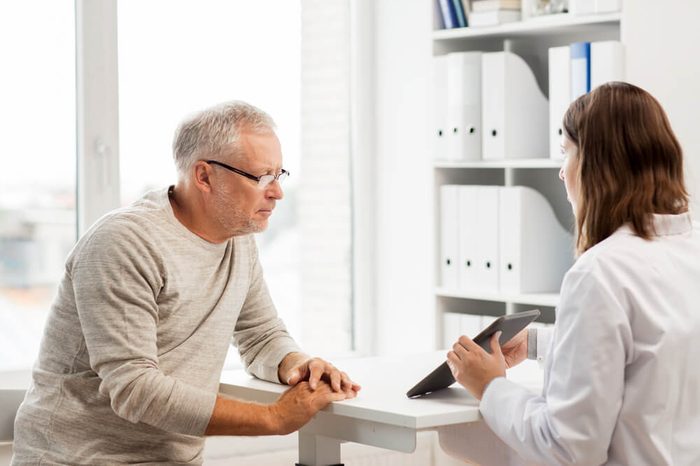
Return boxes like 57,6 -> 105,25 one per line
204,160 -> 289,189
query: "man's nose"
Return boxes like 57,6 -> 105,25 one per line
559,166 -> 565,181
266,180 -> 284,200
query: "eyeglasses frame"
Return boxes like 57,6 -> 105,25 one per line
203,159 -> 289,188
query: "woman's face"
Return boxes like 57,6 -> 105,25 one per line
559,135 -> 580,212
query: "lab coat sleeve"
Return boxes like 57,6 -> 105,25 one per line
536,327 -> 554,362
479,267 -> 631,465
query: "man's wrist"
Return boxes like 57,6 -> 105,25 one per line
277,352 -> 309,384
527,328 -> 538,360
264,403 -> 283,434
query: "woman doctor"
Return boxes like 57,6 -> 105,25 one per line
441,82 -> 700,465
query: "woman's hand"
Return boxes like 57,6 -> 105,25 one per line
500,328 -> 528,369
447,332 -> 507,400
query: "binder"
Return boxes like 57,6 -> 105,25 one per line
442,312 -> 462,348
451,0 -> 467,28
474,186 -> 500,292
548,46 -> 571,161
440,185 -> 460,289
447,52 -> 482,162
482,51 -> 548,160
433,0 -> 446,30
590,41 -> 625,89
438,0 -> 458,29
570,42 -> 591,101
442,312 -> 482,348
432,55 -> 449,161
457,186 -> 479,292
461,314 -> 483,340
460,0 -> 471,24
499,186 -> 573,294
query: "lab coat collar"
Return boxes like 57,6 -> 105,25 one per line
617,212 -> 693,237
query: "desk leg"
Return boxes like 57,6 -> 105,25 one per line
297,432 -> 343,466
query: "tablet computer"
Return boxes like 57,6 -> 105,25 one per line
406,309 -> 541,398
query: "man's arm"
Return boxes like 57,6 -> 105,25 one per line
233,236 -> 304,383
205,396 -> 277,436
234,237 -> 360,401
205,381 -> 347,436
72,224 -> 216,436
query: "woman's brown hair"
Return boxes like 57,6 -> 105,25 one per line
563,81 -> 689,255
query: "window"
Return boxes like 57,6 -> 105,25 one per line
0,0 -> 357,374
0,1 -> 76,371
117,0 -> 354,362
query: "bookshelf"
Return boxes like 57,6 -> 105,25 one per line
432,12 -> 621,41
434,158 -> 563,169
432,8 -> 621,345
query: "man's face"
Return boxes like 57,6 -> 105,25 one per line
209,130 -> 284,237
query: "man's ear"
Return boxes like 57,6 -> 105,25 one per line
192,161 -> 213,194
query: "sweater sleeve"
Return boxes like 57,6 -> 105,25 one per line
71,222 -> 216,436
233,236 -> 302,383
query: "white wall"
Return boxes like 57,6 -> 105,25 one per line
623,0 -> 700,213
373,0 -> 435,355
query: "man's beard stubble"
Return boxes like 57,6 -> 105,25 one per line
212,183 -> 265,237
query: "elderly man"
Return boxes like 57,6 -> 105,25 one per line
12,101 -> 360,465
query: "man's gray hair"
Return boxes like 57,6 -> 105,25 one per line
172,100 -> 276,177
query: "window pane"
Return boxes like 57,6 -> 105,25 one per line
118,1 -> 352,362
299,0 -> 353,354
0,1 -> 77,371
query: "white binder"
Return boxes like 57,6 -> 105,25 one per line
461,314 -> 483,340
482,51 -> 548,160
442,312 -> 482,348
548,46 -> 571,161
432,55 -> 449,161
474,186 -> 500,292
442,312 -> 462,349
440,185 -> 460,289
499,186 -> 573,294
447,52 -> 482,161
591,40 -> 625,89
457,186 -> 479,292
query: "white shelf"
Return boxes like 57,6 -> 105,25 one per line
434,158 -> 563,169
436,287 -> 560,307
433,12 -> 621,41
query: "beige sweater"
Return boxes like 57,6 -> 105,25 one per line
12,187 -> 300,465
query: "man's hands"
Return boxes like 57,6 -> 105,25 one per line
269,381 -> 348,435
278,353 -> 361,396
207,354 -> 361,437
269,353 -> 361,435
446,332 -> 507,400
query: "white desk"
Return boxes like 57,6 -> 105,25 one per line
0,370 -> 32,443
220,352 -> 543,466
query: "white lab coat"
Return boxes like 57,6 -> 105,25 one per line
440,213 -> 700,465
